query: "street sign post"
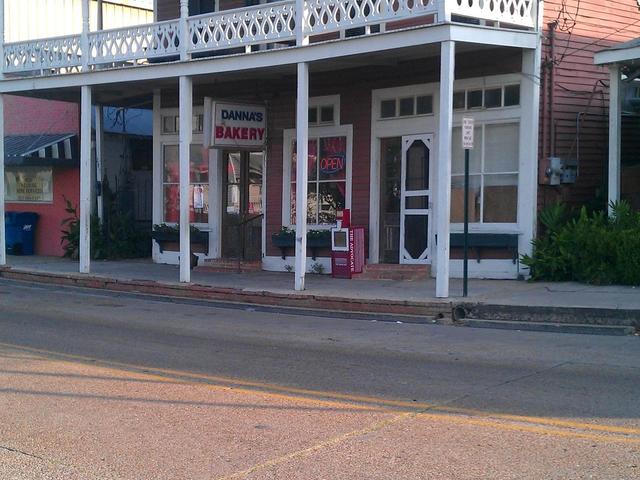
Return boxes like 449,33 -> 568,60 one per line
462,118 -> 474,297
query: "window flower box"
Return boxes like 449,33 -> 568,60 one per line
271,227 -> 332,260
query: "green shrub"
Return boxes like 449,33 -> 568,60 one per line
521,201 -> 640,285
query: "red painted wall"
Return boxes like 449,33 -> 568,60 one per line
539,0 -> 640,210
4,96 -> 80,257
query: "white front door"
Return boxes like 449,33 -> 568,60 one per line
399,134 -> 433,264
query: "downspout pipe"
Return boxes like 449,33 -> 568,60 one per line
548,20 -> 557,157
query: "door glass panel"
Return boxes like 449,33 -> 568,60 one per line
226,184 -> 240,214
405,196 -> 429,209
249,152 -> 263,183
405,140 -> 429,191
227,152 -> 241,184
380,137 -> 401,264
404,215 -> 428,259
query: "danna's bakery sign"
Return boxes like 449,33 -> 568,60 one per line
211,102 -> 266,148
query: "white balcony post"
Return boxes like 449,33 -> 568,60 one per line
80,85 -> 93,273
0,94 -> 5,266
179,0 -> 190,61
438,0 -> 451,22
436,40 -> 455,298
81,0 -> 90,70
608,64 -> 622,216
0,0 -> 5,80
296,0 -> 309,46
294,62 -> 309,291
179,76 -> 193,282
95,105 -> 104,222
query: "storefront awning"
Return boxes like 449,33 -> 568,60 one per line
5,133 -> 78,167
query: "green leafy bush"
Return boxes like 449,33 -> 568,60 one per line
521,201 -> 640,285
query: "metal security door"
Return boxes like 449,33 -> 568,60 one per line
399,134 -> 433,264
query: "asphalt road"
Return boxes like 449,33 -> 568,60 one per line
0,278 -> 638,479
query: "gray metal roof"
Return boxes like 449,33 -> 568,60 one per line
4,133 -> 78,167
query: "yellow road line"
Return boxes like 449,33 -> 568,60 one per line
1,342 -> 639,443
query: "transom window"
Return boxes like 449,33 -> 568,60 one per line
453,84 -> 520,111
450,123 -> 519,224
161,115 -> 204,134
380,95 -> 434,119
308,95 -> 340,126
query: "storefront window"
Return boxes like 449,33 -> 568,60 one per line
162,144 -> 209,224
290,136 -> 347,225
451,123 -> 519,224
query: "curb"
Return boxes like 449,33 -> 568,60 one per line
0,267 -> 453,319
454,303 -> 640,329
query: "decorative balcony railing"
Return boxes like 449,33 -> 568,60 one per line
2,0 -> 537,76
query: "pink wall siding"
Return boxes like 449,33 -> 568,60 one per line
4,96 -> 80,256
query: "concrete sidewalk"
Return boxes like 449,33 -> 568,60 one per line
1,256 -> 639,330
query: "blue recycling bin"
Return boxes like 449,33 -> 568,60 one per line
5,212 -> 39,255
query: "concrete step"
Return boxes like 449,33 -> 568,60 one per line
357,264 -> 430,281
196,259 -> 262,273
457,318 -> 637,336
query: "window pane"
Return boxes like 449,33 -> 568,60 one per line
504,85 -> 520,106
453,91 -> 466,110
290,183 -> 317,224
292,139 -> 318,181
308,107 -> 317,124
248,184 -> 263,214
405,140 -> 430,191
452,127 -> 482,175
319,136 -> 347,180
318,182 -> 346,224
227,152 -> 241,184
483,174 -> 518,223
320,106 -> 334,123
399,97 -> 414,116
249,152 -> 263,184
163,145 -> 179,183
485,123 -> 519,173
190,184 -> 209,223
190,144 -> 209,183
381,99 -> 396,118
163,184 -> 179,223
468,90 -> 483,109
450,174 -> 481,223
485,88 -> 502,108
404,215 -> 428,259
162,116 -> 176,133
226,184 -> 240,214
416,95 -> 433,114
405,196 -> 429,209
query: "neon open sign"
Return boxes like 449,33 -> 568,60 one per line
319,154 -> 345,175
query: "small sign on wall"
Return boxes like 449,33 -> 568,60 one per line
5,167 -> 53,203
211,102 -> 267,148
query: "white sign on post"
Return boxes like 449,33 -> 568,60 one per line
462,117 -> 474,149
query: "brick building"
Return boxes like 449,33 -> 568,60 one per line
1,0 -> 639,296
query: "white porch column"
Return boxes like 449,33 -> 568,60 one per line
95,105 -> 104,222
518,47 -> 542,262
608,64 -> 622,216
179,76 -> 193,282
179,0 -> 190,61
0,0 -> 5,266
295,0 -> 309,46
0,94 -> 5,267
203,96 -> 222,259
435,40 -> 455,298
294,62 -> 309,291
81,0 -> 90,70
152,89 -> 162,262
80,85 -> 93,273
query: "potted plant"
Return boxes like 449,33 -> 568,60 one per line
152,224 -> 208,253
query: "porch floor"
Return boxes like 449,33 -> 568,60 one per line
4,256 -> 640,311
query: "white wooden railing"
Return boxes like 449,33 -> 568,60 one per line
2,0 -> 537,76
